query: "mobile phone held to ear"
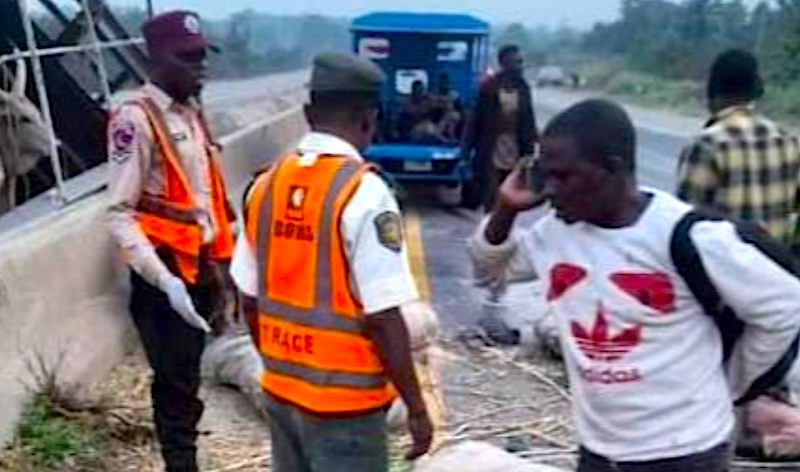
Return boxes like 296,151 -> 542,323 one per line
526,157 -> 545,193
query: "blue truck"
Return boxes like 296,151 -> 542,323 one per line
351,12 -> 491,206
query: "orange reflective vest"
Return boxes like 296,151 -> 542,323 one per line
133,97 -> 236,285
244,153 -> 397,414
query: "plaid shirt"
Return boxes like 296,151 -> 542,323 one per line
677,104 -> 800,244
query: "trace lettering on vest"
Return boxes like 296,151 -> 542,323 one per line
260,320 -> 315,355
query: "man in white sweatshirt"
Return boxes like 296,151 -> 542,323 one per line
470,99 -> 800,471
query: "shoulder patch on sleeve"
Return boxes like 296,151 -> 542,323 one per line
374,211 -> 404,253
108,116 -> 138,164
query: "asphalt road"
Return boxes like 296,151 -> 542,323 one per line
202,70 -> 309,135
203,70 -> 309,109
403,87 -> 706,336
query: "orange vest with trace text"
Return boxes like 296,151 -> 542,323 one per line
244,153 -> 397,414
132,97 -> 235,285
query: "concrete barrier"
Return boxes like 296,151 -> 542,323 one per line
0,194 -> 131,443
0,106 -> 307,444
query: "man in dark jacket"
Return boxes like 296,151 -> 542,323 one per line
465,44 -> 538,211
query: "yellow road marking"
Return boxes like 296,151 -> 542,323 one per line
404,208 -> 448,444
405,208 -> 431,301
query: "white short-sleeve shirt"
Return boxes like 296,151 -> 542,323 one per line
230,132 -> 419,314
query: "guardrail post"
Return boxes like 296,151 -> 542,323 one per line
18,0 -> 67,206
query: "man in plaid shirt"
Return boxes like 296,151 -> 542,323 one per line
678,49 -> 800,459
678,49 -> 800,246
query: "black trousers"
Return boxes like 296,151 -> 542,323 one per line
129,271 -> 210,472
577,442 -> 732,472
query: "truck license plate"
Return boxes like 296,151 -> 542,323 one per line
404,160 -> 432,172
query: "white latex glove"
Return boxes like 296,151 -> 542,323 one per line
163,276 -> 211,333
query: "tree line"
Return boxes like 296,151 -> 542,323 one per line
112,7 -> 350,79
111,2 -> 800,94
582,0 -> 800,85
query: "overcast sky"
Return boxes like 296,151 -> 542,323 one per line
112,0 -> 620,29
110,0 -> 768,29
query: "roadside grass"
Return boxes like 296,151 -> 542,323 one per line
0,353 -> 152,472
577,62 -> 704,115
606,71 -> 702,113
0,393 -> 105,472
578,61 -> 800,129
762,82 -> 800,123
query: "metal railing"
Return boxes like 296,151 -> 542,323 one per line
7,0 -> 145,206
0,37 -> 144,64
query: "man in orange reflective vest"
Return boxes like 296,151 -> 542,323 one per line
230,52 -> 433,471
106,11 -> 235,472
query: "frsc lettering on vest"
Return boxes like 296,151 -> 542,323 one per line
274,220 -> 315,241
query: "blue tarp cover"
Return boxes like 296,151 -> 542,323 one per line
352,12 -> 489,35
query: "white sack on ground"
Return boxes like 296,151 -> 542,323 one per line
413,441 -> 568,472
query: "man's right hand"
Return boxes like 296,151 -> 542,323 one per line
485,164 -> 549,246
364,310 -> 434,460
406,408 -> 434,460
496,164 -> 547,214
163,276 -> 211,333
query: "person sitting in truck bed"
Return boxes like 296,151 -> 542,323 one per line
398,78 -> 464,144
433,73 -> 463,142
397,80 -> 433,140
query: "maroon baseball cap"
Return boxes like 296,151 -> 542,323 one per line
142,10 -> 219,57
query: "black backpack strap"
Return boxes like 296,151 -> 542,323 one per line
670,211 -> 744,361
670,212 -> 721,318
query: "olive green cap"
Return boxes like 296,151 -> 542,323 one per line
310,52 -> 386,93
